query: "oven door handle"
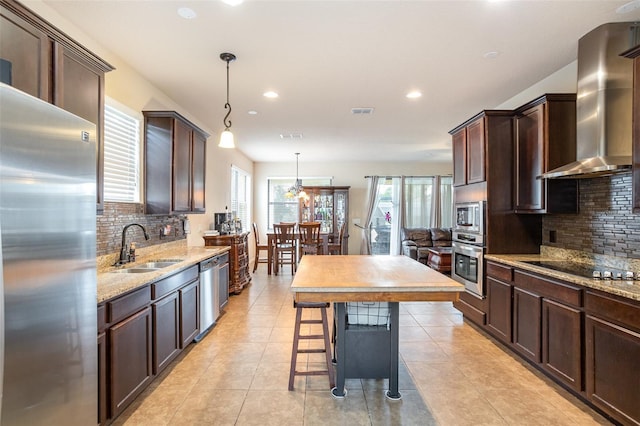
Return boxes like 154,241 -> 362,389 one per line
452,241 -> 482,257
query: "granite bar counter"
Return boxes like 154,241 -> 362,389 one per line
97,240 -> 230,303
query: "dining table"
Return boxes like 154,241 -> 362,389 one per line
290,255 -> 464,399
266,231 -> 329,275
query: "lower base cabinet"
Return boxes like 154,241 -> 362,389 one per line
585,292 -> 640,425
152,292 -> 180,374
179,280 -> 200,348
513,287 -> 541,363
109,306 -> 153,419
541,298 -> 582,392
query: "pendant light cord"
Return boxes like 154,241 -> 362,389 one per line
223,59 -> 232,129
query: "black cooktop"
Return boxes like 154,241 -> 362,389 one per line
521,260 -> 630,280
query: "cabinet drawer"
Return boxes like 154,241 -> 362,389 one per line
585,291 -> 640,333
514,270 -> 582,307
97,304 -> 107,333
152,265 -> 199,300
108,285 -> 151,324
486,261 -> 513,282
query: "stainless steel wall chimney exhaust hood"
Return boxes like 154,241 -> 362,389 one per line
540,22 -> 640,179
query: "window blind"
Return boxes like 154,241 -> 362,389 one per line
103,104 -> 140,202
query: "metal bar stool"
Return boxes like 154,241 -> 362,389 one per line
288,301 -> 335,391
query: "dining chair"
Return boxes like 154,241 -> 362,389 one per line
251,222 -> 269,273
298,222 -> 322,256
273,222 -> 297,275
327,222 -> 346,255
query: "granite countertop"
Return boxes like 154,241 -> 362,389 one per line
97,241 -> 230,303
485,253 -> 640,302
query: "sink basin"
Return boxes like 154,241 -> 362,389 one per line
137,261 -> 181,268
148,258 -> 184,264
110,268 -> 161,274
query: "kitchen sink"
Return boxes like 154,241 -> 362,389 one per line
110,268 -> 161,274
137,261 -> 181,268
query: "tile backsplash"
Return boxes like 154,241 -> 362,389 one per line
96,202 -> 186,257
542,172 -> 640,258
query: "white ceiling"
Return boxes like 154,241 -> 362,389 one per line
39,0 -> 640,164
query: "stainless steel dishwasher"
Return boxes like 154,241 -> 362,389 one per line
194,254 -> 223,342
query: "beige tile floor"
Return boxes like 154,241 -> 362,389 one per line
113,266 -> 613,426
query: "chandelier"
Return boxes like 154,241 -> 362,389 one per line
285,153 -> 308,199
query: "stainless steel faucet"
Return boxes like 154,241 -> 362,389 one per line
116,223 -> 150,265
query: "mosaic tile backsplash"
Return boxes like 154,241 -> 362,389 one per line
542,172 -> 640,259
96,202 -> 187,257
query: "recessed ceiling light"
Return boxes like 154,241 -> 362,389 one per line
247,110 -> 258,115
483,51 -> 500,59
263,91 -> 279,99
221,0 -> 244,6
406,91 -> 422,99
177,7 -> 197,19
617,0 -> 640,13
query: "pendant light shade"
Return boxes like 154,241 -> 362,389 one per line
219,52 -> 236,149
286,153 -> 308,199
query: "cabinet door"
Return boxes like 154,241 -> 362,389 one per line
53,45 -> 106,214
179,280 -> 199,348
109,307 -> 152,419
452,129 -> 466,186
152,291 -> 180,374
0,4 -> 49,99
512,287 -> 541,362
541,298 -> 582,392
515,104 -> 545,212
486,277 -> 512,343
191,130 -> 206,212
585,315 -> 640,425
97,332 -> 108,425
172,119 -> 192,212
466,119 -> 485,184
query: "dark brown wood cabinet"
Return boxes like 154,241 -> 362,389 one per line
203,233 -> 251,294
0,0 -> 113,213
513,287 -> 542,363
486,276 -> 512,343
542,298 -> 582,392
514,94 -> 578,214
623,45 -> 640,214
179,280 -> 200,348
298,186 -> 350,252
109,306 -> 153,419
585,291 -> 640,425
143,111 -> 209,215
152,291 -> 180,375
451,116 -> 486,187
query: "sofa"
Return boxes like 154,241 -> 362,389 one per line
401,227 -> 452,265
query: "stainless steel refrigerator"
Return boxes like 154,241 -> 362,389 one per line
0,83 -> 97,425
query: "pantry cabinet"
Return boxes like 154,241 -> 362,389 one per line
143,111 -> 209,215
514,94 -> 578,214
0,0 -> 114,213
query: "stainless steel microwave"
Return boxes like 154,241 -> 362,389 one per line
454,201 -> 484,236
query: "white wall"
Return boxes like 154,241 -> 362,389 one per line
253,161 -> 452,255
25,0 -> 253,248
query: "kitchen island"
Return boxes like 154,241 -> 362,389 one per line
291,255 -> 463,399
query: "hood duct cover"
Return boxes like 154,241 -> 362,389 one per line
540,22 -> 640,179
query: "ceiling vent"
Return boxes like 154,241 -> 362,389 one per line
351,107 -> 374,115
279,133 -> 303,139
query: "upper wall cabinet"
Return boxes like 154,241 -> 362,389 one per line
623,45 -> 640,214
514,94 -> 578,214
143,111 -> 209,215
0,0 -> 114,214
450,111 -> 513,189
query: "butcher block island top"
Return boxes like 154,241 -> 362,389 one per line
291,255 -> 463,303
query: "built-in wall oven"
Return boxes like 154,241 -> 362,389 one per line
452,241 -> 484,298
451,200 -> 485,298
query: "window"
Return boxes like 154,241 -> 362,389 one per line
267,177 -> 331,228
231,165 -> 251,232
103,101 -> 140,202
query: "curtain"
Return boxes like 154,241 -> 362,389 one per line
360,176 -> 379,254
389,176 -> 405,255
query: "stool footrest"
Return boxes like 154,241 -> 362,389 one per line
297,348 -> 327,354
294,370 -> 330,377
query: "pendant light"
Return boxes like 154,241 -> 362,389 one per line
219,52 -> 236,148
286,153 -> 308,199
